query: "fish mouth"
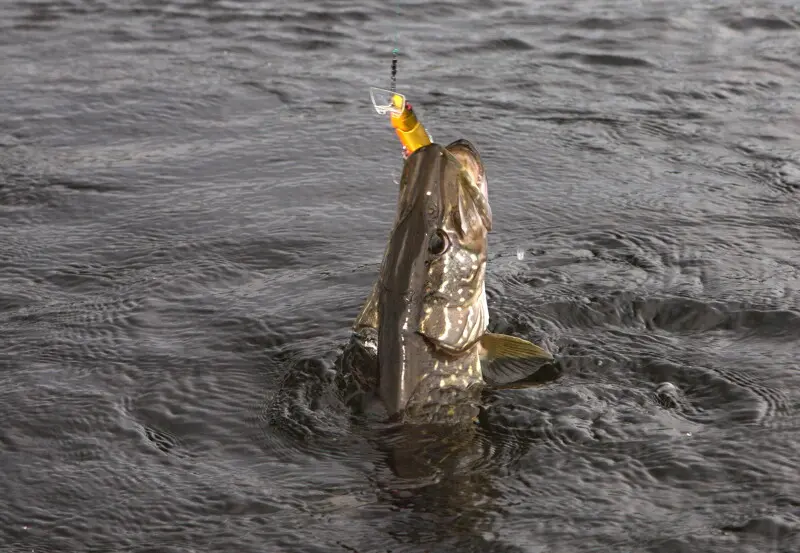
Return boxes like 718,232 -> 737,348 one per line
446,139 -> 488,201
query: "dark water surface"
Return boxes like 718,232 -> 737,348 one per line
2,0 -> 799,551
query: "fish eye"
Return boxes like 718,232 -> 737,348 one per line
428,229 -> 450,256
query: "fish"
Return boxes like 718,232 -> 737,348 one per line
339,139 -> 555,423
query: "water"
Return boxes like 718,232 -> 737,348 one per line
1,0 -> 798,551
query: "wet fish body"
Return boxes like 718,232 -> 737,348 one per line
344,140 -> 553,422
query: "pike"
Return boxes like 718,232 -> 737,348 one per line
342,138 -> 554,422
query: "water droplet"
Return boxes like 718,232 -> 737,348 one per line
516,248 -> 524,260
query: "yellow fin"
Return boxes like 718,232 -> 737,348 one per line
479,333 -> 553,361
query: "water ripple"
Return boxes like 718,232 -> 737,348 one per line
2,0 -> 799,551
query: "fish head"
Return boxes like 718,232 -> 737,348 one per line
377,139 -> 492,417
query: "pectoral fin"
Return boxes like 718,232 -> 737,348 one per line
479,333 -> 559,388
479,333 -> 553,361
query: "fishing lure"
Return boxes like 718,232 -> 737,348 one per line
370,86 -> 432,159
369,27 -> 432,158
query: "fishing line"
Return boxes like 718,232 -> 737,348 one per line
390,49 -> 398,93
369,0 -> 432,158
390,0 -> 399,92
